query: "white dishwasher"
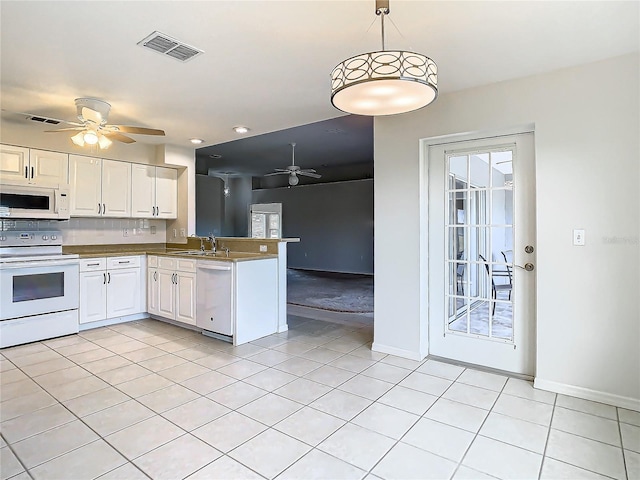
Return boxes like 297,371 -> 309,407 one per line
196,261 -> 233,337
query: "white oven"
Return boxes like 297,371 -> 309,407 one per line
0,258 -> 79,321
0,230 -> 79,348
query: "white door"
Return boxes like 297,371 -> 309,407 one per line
157,269 -> 176,318
427,133 -> 536,375
131,164 -> 156,218
79,271 -> 107,324
106,268 -> 140,318
69,155 -> 102,216
30,150 -> 68,186
0,145 -> 30,184
155,167 -> 177,219
147,268 -> 160,316
176,271 -> 196,325
102,160 -> 131,217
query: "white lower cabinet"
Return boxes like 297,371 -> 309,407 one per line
147,256 -> 196,326
79,256 -> 144,325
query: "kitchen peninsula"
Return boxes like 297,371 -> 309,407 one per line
64,237 -> 299,346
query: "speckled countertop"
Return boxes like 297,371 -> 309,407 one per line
63,243 -> 278,262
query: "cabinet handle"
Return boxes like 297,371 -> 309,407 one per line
98,203 -> 101,214
152,206 -> 156,216
154,271 -> 157,281
31,166 -> 34,179
107,272 -> 111,283
103,273 -> 106,284
87,262 -> 99,266
25,166 -> 28,179
155,206 -> 159,216
118,261 -> 130,264
102,203 -> 106,214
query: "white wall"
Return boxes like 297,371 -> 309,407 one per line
374,53 -> 639,407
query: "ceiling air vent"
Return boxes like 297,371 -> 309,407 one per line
29,116 -> 60,125
137,31 -> 203,62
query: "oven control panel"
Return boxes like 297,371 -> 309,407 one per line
0,231 -> 63,247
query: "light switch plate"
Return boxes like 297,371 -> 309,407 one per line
573,229 -> 585,246
260,245 -> 267,252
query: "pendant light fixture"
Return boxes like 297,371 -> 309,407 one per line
331,0 -> 437,116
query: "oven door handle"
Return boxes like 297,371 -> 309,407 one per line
0,260 -> 80,269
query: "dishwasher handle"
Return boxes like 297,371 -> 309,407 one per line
198,264 -> 232,271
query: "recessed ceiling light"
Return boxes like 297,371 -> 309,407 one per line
233,126 -> 250,134
209,154 -> 222,159
190,138 -> 204,144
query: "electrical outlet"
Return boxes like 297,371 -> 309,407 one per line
573,229 -> 585,246
259,245 -> 267,252
173,229 -> 177,238
180,228 -> 186,237
123,228 -> 128,237
150,226 -> 156,235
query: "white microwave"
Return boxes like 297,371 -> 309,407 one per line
0,183 -> 70,220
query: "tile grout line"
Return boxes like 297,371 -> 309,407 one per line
617,407 -> 630,480
537,387 -> 557,480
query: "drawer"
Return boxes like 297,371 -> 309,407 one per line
176,258 -> 197,273
148,255 -> 158,268
158,256 -> 176,270
80,258 -> 106,272
107,256 -> 141,270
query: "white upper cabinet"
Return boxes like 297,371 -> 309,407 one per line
69,155 -> 102,216
30,150 -> 69,186
69,155 -> 131,217
0,145 -> 68,186
102,160 -> 131,217
155,167 -> 178,219
131,165 -> 177,219
131,164 -> 155,218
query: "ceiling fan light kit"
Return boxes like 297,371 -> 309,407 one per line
330,0 -> 438,116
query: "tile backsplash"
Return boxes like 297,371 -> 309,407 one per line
0,218 -> 167,245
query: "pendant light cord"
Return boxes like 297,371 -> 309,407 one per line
380,11 -> 386,51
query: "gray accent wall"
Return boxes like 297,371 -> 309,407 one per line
252,179 -> 373,274
195,174 -> 224,237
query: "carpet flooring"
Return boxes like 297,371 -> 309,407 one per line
286,269 -> 374,314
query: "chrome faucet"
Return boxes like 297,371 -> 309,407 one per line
207,234 -> 217,253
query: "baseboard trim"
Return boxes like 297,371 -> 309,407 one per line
371,342 -> 424,361
534,377 -> 640,411
79,313 -> 147,331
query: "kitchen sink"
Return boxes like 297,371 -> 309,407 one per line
171,250 -> 261,259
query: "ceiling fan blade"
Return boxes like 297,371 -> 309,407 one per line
103,132 -> 136,144
298,172 -> 321,178
264,171 -> 289,177
112,125 -> 165,136
44,127 -> 85,132
299,168 -> 317,173
81,107 -> 102,125
273,168 -> 292,172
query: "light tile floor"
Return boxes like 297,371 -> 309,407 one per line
1,315 -> 638,480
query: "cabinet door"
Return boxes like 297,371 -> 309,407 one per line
147,268 -> 160,316
79,271 -> 107,324
155,167 -> 177,219
176,271 -> 196,325
0,145 -> 30,184
29,150 -> 68,186
102,160 -> 131,217
106,268 -> 141,318
69,155 -> 102,216
131,164 -> 156,218
157,269 -> 176,319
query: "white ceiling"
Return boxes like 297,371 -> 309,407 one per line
1,1 -> 638,151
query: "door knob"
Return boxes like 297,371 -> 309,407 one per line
524,245 -> 534,254
515,263 -> 535,271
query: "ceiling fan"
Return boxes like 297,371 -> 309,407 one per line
265,143 -> 321,186
33,98 -> 165,149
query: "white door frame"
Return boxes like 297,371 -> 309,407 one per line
419,125 -> 536,375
